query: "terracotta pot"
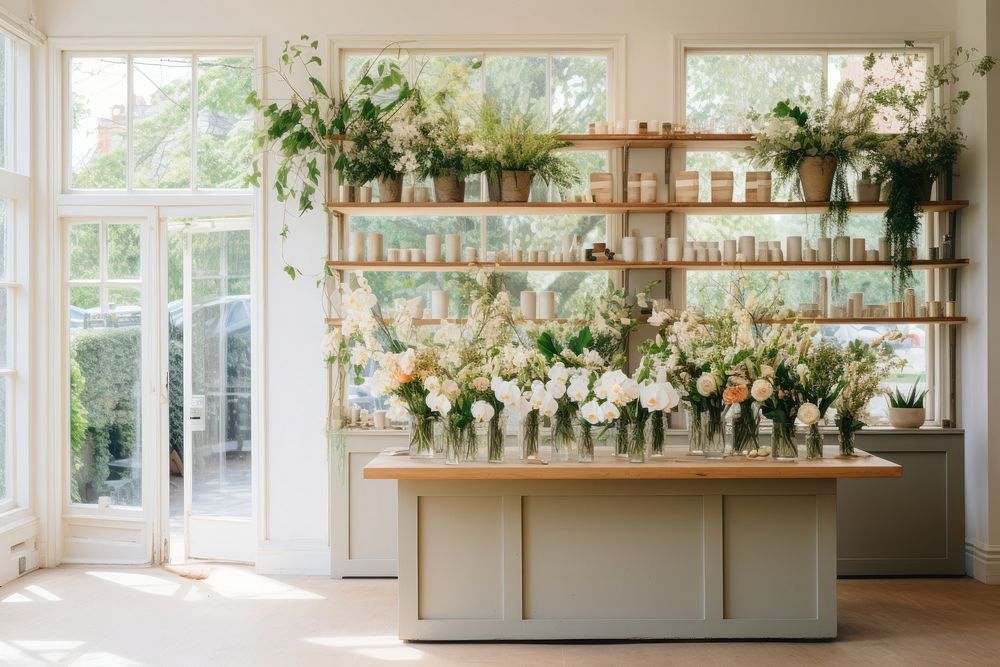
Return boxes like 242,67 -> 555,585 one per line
855,179 -> 881,202
433,175 -> 466,203
797,156 -> 837,202
377,175 -> 404,202
500,170 -> 535,202
888,406 -> 925,429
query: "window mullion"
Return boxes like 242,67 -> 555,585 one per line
191,54 -> 199,191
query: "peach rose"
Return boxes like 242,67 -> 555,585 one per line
723,384 -> 749,405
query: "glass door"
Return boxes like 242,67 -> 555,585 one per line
167,217 -> 253,563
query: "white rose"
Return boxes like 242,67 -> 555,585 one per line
797,402 -> 821,426
760,365 -> 775,378
751,379 -> 773,402
696,373 -> 718,397
471,400 -> 495,424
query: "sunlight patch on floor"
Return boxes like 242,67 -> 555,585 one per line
85,571 -> 180,597
303,636 -> 425,661
203,567 -> 324,600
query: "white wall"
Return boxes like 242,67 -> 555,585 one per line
32,0 -> 999,578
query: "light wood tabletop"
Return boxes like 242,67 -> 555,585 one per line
363,445 -> 902,481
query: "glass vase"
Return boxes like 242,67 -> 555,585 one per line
615,417 -> 629,458
731,401 -> 760,455
649,410 -> 666,457
628,419 -> 648,463
805,423 -> 824,459
519,410 -> 544,462
577,421 -> 595,463
686,406 -> 704,455
433,420 -> 445,455
702,411 -> 726,460
462,424 -> 479,462
487,413 -> 507,464
443,417 -> 463,465
408,416 -> 436,459
836,416 -> 857,457
550,406 -> 577,462
771,421 -> 798,460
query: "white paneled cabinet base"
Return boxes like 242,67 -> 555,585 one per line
369,447 -> 900,641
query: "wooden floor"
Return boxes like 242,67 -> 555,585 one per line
0,566 -> 998,665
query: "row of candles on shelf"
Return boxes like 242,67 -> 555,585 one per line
397,289 -> 560,322
795,279 -> 958,320
585,170 -> 773,204
346,231 -> 957,265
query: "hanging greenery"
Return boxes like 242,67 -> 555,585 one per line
863,41 -> 996,293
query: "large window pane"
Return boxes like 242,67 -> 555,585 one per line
70,56 -> 128,188
133,56 -> 192,188
70,285 -> 142,506
829,52 -> 928,133
69,223 -> 100,280
197,56 -> 254,188
0,198 -> 8,281
551,55 -> 608,133
0,35 -> 8,170
0,378 -> 8,502
106,223 -> 141,280
484,55 -> 547,121
686,53 -> 823,132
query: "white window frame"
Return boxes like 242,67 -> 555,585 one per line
675,34 -> 953,427
48,36 -> 265,566
0,30 -> 33,519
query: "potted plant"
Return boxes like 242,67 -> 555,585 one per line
475,102 -> 579,202
887,378 -> 928,429
748,82 -> 878,237
864,42 -> 996,291
343,106 -> 424,202
415,105 -> 484,203
249,38 -> 412,276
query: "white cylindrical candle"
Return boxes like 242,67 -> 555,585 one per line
851,238 -> 866,262
595,120 -> 608,134
527,250 -> 538,263
708,247 -> 721,262
621,236 -> 639,262
785,236 -> 802,262
817,276 -> 828,316
425,234 -> 441,263
640,174 -> 658,204
738,236 -> 756,262
431,290 -> 449,319
627,119 -> 640,134
562,234 -> 576,259
401,185 -> 414,203
818,237 -> 832,262
366,233 -> 384,262
768,247 -> 783,262
339,184 -> 353,203
538,249 -> 549,263
903,289 -> 916,318
358,185 -> 372,203
945,301 -> 957,317
803,247 -> 817,262
387,248 -> 400,262
879,237 -> 890,259
445,234 -> 462,263
512,248 -> 523,263
722,239 -> 737,262
849,292 -> 864,318
696,247 -> 708,262
834,236 -> 851,262
889,301 -> 903,318
464,247 -> 478,262
641,237 -> 660,262
348,231 -> 364,262
614,120 -> 626,134
667,237 -> 683,262
537,291 -> 556,320
756,247 -> 769,263
866,249 -> 879,262
398,248 -> 411,262
682,247 -> 695,262
406,297 -> 423,318
520,291 -> 537,320
928,301 -> 941,317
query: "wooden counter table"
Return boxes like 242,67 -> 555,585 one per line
365,445 -> 901,641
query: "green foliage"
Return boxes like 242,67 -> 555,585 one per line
473,100 -> 579,189
69,359 -> 89,503
70,328 -> 140,504
889,377 -> 928,409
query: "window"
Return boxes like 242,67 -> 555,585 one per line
683,47 -> 935,423
68,53 -> 254,191
340,48 -> 611,409
66,220 -> 144,506
0,29 -> 26,511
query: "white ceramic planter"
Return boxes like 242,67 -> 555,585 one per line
888,406 -> 925,429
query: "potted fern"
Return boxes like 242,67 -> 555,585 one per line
747,82 -> 878,237
415,106 -> 484,203
475,102 -> 579,202
887,378 -> 928,429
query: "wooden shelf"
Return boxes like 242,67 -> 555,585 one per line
556,133 -> 756,150
327,258 -> 969,273
325,200 -> 970,216
325,316 -> 568,327
763,317 -> 966,325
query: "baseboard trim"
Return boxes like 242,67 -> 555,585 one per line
965,542 -> 1000,583
257,540 -> 331,576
